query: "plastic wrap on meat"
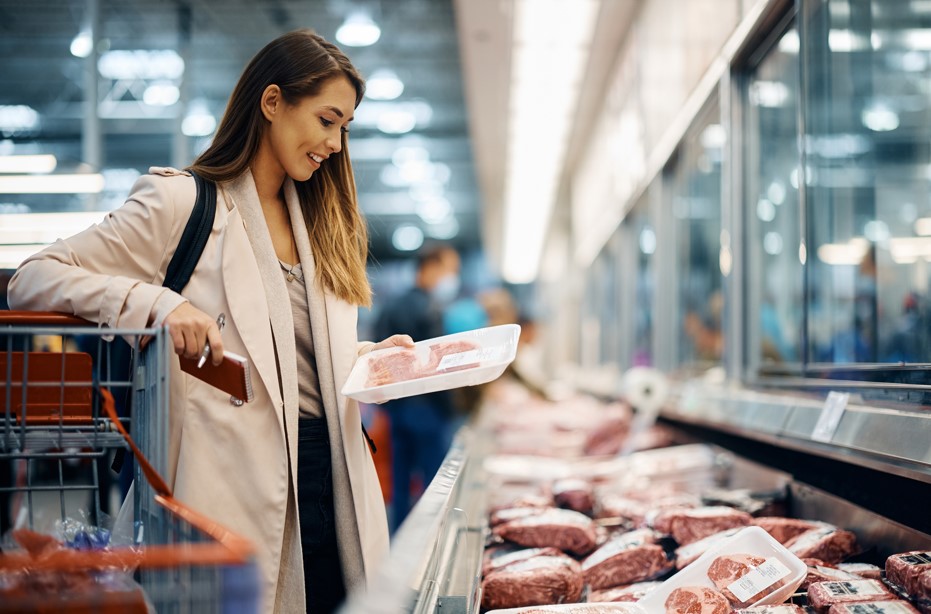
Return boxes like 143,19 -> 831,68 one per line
425,339 -> 481,373
827,601 -> 921,614
588,581 -> 662,603
785,528 -> 858,565
885,551 -> 931,594
737,606 -> 807,614
836,563 -> 882,580
596,495 -> 650,527
752,517 -> 823,545
581,529 -> 672,590
553,479 -> 595,515
491,506 -> 551,527
582,406 -> 632,456
701,488 -> 783,516
674,528 -> 741,569
801,559 -> 862,590
664,586 -> 731,614
707,553 -> 792,607
480,555 -> 584,611
651,506 -> 753,546
483,546 -> 565,576
494,508 -> 599,556
916,569 -> 931,602
807,580 -> 895,613
365,349 -> 419,387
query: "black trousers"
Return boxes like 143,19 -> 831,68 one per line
298,417 -> 347,613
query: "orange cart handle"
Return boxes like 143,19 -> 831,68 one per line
0,310 -> 92,326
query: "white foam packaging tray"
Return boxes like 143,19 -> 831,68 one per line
341,324 -> 521,404
636,526 -> 807,614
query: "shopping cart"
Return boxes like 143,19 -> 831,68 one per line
0,311 -> 260,613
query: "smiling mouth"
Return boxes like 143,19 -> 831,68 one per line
308,153 -> 324,164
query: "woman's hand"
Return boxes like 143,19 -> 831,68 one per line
163,303 -> 225,365
365,334 -> 415,354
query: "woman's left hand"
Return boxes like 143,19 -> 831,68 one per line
366,334 -> 415,354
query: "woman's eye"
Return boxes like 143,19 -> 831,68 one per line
341,127 -> 350,135
320,118 -> 334,128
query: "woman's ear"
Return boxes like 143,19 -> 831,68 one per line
260,84 -> 281,122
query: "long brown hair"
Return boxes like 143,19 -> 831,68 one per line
190,29 -> 371,306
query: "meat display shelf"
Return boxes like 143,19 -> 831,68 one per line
664,381 -> 931,485
341,408 -> 931,614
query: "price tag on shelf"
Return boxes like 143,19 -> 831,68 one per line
811,391 -> 849,442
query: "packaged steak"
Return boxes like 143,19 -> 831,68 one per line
581,529 -> 673,590
836,563 -> 882,580
491,506 -> 550,527
663,586 -> 731,614
425,339 -> 481,373
675,528 -> 742,569
885,551 -> 931,594
785,528 -> 858,564
582,408 -> 632,457
807,580 -> 895,613
827,601 -> 921,614
493,508 -> 599,556
916,568 -> 931,601
737,606 -> 806,614
752,517 -> 824,545
588,581 -> 662,603
651,506 -> 753,546
707,553 -> 793,607
365,349 -> 419,387
553,479 -> 596,515
482,545 -> 565,576
801,559 -> 862,590
480,555 -> 584,611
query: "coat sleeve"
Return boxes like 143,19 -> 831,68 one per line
7,173 -> 190,330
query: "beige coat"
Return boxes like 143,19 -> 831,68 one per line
7,167 -> 390,613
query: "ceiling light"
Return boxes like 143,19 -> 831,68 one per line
70,29 -> 93,58
639,227 -> 656,255
391,225 -> 424,251
143,82 -> 180,106
182,100 -> 216,136
336,12 -> 381,47
816,237 -> 870,265
0,174 -> 105,194
0,105 -> 40,135
0,155 -> 57,174
98,50 -> 184,80
757,198 -> 776,222
366,69 -> 404,100
700,124 -> 726,150
391,145 -> 429,167
778,30 -> 800,54
426,217 -> 459,240
416,197 -> 452,223
502,0 -> 600,283
377,110 -> 417,134
749,81 -> 790,107
0,245 -> 49,270
764,232 -> 784,255
861,103 -> 899,132
914,217 -> 931,235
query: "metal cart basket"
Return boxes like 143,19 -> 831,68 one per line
0,311 -> 260,613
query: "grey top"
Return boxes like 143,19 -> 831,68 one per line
280,259 -> 324,418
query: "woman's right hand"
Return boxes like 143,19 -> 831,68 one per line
163,303 -> 225,365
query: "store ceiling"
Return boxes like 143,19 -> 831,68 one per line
0,0 -> 481,263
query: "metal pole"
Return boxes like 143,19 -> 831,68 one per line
172,2 -> 192,168
82,0 -> 101,208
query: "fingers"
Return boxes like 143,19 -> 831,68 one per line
393,334 -> 415,347
205,324 -> 225,365
164,303 -> 221,361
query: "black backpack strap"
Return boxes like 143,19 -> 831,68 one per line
163,170 -> 216,293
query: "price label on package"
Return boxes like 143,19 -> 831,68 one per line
811,391 -> 849,443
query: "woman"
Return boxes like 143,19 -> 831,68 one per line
8,30 -> 409,613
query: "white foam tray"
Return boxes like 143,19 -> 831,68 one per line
341,324 -> 521,404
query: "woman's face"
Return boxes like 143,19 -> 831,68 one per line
263,75 -> 356,182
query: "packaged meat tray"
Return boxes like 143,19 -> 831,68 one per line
636,526 -> 807,614
341,324 -> 520,403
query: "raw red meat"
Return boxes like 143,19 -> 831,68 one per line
365,349 -> 419,387
552,479 -> 595,515
707,553 -> 792,607
675,528 -> 741,569
425,339 -> 481,373
800,559 -> 861,590
785,528 -> 858,564
827,601 -> 920,614
836,563 -> 882,580
483,546 -> 565,576
807,580 -> 895,613
751,517 -> 822,545
588,581 -> 662,603
664,586 -> 731,614
652,506 -> 753,545
885,551 -> 931,594
581,529 -> 672,590
493,508 -> 599,556
480,555 -> 583,610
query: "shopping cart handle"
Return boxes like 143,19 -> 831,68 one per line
0,310 -> 91,326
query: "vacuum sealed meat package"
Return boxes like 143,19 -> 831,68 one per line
651,506 -> 753,546
807,580 -> 895,613
582,529 -> 673,590
493,508 -> 599,556
885,551 -> 931,594
663,586 -> 731,614
480,555 -> 584,611
785,528 -> 858,565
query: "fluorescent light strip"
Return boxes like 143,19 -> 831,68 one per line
0,155 -> 57,174
0,211 -> 109,246
0,244 -> 49,270
502,0 -> 600,283
0,174 -> 105,194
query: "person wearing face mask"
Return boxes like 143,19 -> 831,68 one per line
372,242 -> 462,531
